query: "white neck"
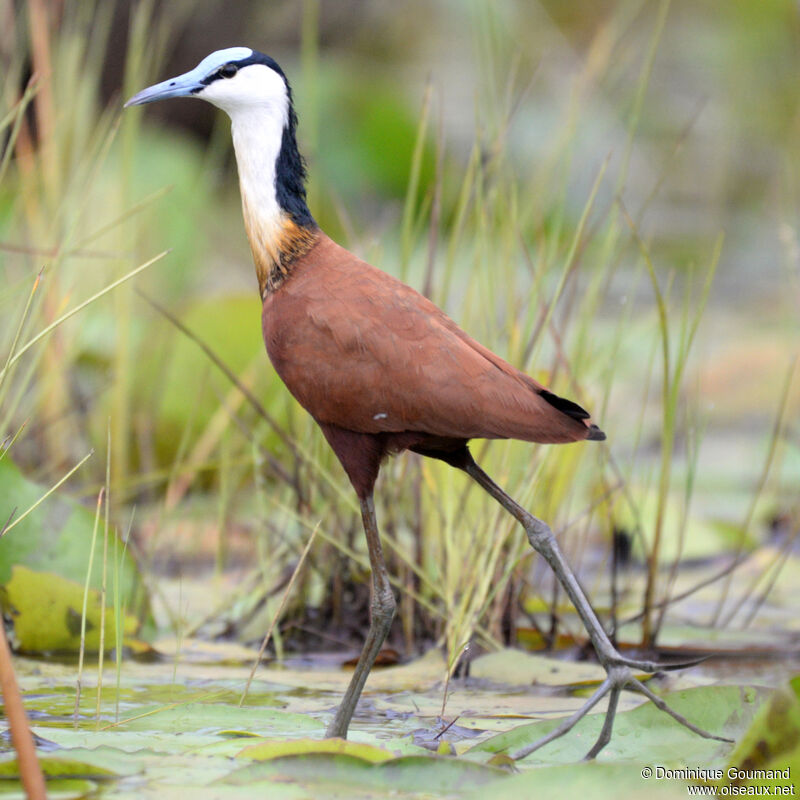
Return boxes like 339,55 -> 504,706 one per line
230,107 -> 285,242
199,62 -> 314,295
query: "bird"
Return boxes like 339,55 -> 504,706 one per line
125,47 -> 728,759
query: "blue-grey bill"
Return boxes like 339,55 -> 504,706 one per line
124,74 -> 201,108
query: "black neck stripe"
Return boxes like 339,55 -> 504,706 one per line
201,50 -> 316,229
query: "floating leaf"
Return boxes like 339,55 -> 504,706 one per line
0,755 -> 118,799
616,622 -> 792,655
223,753 -> 507,795
465,761 -> 687,800
723,678 -> 800,786
153,636 -> 265,665
238,737 -> 395,763
468,685 -> 766,765
0,457 -> 146,616
111,701 -> 323,736
375,686 -> 638,727
1,565 -> 140,654
256,648 -> 445,693
469,649 -> 609,687
0,754 -> 116,780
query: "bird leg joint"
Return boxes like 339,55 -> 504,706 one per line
606,664 -> 633,686
522,513 -> 556,550
371,585 -> 396,626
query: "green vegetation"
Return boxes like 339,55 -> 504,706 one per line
1,647 -> 782,797
0,0 -> 798,795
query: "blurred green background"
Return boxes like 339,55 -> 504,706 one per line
0,0 -> 797,662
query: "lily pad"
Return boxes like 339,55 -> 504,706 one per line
256,648 -> 446,693
0,755 -> 116,780
724,677 -> 800,785
468,685 -> 767,764
111,701 -> 324,736
0,753 -> 116,797
0,457 -> 147,630
469,648 -> 610,687
223,752 -> 508,795
238,737 -> 395,762
465,761 -> 687,800
375,685 -> 641,725
1,565 -> 140,654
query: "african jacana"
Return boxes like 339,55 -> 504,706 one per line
126,47 -> 727,759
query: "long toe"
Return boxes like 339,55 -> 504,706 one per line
580,665 -> 631,760
613,654 -> 710,672
511,667 -> 632,761
630,678 -> 734,744
512,662 -> 729,762
583,685 -> 622,760
510,675 -> 614,761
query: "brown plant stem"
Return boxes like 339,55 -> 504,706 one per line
0,623 -> 46,799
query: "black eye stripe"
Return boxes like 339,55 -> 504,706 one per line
219,63 -> 238,79
199,51 -> 288,88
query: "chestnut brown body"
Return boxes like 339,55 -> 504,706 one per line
262,232 -> 601,495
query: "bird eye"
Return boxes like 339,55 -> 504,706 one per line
219,63 -> 238,79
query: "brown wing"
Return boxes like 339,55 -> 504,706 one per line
262,234 -> 596,444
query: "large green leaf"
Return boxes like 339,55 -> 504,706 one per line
0,754 -> 117,800
1,565 -> 140,653
467,685 -> 766,765
469,648 -> 609,686
0,755 -> 116,780
223,753 -> 508,796
110,702 -> 324,736
0,458 -> 147,636
237,737 -> 395,762
464,761 -> 687,800
723,677 -> 800,786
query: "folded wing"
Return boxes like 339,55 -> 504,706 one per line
262,235 -> 600,444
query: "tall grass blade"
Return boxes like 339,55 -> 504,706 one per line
95,421 -> 111,728
0,249 -> 169,384
240,524 -> 319,706
75,487 -> 104,724
1,450 -> 93,538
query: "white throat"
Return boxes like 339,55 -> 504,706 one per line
196,62 -> 315,295
230,104 -> 286,239
199,65 -> 291,242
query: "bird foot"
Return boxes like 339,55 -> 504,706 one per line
510,663 -> 733,762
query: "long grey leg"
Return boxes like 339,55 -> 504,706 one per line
462,456 -> 731,758
464,459 -> 621,666
325,495 -> 396,738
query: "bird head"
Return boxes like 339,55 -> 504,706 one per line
124,47 -> 289,118
125,47 -> 316,290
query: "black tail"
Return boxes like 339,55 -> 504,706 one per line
539,389 -> 589,419
540,389 -> 606,441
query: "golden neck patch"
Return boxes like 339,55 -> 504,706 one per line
243,203 -> 318,297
